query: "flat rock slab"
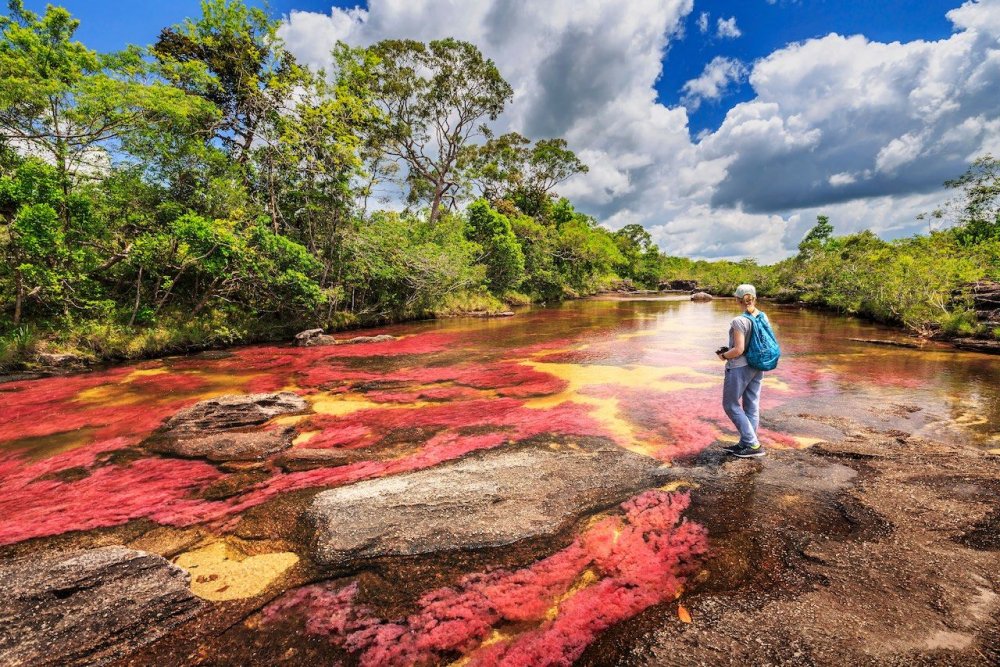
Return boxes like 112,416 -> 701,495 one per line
308,441 -> 659,566
0,546 -> 202,666
163,392 -> 307,433
147,427 -> 295,462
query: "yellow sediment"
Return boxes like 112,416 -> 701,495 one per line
544,569 -> 600,621
292,430 -> 320,446
658,480 -> 698,493
174,542 -> 299,601
74,368 -> 263,406
308,392 -> 434,416
522,360 -> 717,459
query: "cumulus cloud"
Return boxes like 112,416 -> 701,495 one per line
704,1 -> 1000,216
681,56 -> 748,111
697,11 -> 709,34
716,16 -> 742,39
277,0 -> 1000,261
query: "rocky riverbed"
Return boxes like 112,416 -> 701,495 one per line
1,297 -> 998,665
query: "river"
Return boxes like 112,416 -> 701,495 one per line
1,295 -> 998,665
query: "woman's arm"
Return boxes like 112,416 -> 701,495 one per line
720,329 -> 745,360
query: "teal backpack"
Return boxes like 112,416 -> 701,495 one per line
742,311 -> 781,371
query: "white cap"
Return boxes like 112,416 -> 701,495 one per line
734,284 -> 756,298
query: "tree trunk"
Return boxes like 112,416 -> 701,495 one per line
128,267 -> 143,327
13,269 -> 24,326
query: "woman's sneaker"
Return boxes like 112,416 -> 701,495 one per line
731,443 -> 765,458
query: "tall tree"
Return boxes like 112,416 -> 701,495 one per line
152,0 -> 306,179
460,132 -> 587,214
363,38 -> 513,223
0,0 -> 204,209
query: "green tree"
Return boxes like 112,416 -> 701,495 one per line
797,214 -> 834,257
946,154 -> 1000,245
364,38 -> 513,222
0,0 -> 206,215
465,199 -> 525,294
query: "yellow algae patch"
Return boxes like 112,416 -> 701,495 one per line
988,448 -> 1000,456
271,414 -> 310,427
309,392 -> 435,416
129,367 -> 168,377
763,376 -> 793,392
789,435 -> 826,448
658,480 -> 698,493
447,628 -> 518,667
525,360 -> 716,395
545,569 -> 600,621
292,430 -> 320,446
175,542 -> 299,601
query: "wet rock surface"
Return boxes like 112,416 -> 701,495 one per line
294,328 -> 337,346
147,427 -> 295,462
161,392 -> 307,433
308,439 -> 660,566
581,426 -> 1000,667
143,392 -> 306,461
690,291 -> 713,301
0,546 -> 202,666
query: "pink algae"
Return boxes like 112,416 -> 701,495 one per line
264,491 -> 708,667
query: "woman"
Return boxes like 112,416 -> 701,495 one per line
717,284 -> 766,457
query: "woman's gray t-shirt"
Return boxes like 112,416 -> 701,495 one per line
726,315 -> 753,369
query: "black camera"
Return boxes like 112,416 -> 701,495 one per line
715,346 -> 729,355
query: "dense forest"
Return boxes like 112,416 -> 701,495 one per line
1,0 -> 997,370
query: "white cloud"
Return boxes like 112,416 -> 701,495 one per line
681,56 -> 748,111
697,11 -> 709,34
716,16 -> 742,39
277,0 -> 1000,261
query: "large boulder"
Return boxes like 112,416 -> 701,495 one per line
0,546 -> 202,666
146,427 -> 295,462
144,392 -> 307,461
294,328 -> 337,347
162,392 -> 307,434
690,292 -> 714,302
307,440 -> 659,566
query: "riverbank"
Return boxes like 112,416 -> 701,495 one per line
0,292 -> 522,376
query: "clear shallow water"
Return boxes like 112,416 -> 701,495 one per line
1,295 -> 997,664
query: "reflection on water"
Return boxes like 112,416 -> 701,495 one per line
1,295 -> 998,664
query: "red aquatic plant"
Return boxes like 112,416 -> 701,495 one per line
0,444 -> 224,545
264,490 -> 708,667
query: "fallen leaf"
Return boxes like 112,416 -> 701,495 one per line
677,605 -> 692,623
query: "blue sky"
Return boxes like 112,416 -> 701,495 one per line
20,0 -> 965,136
660,0 -> 963,134
12,0 -> 999,261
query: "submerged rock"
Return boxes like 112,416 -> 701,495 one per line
274,448 -> 355,472
0,546 -> 201,666
144,392 -> 307,462
690,292 -> 713,302
467,311 -> 515,318
338,334 -> 398,344
307,440 -> 659,566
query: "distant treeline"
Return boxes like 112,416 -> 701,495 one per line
662,155 -> 1000,339
0,0 -> 661,368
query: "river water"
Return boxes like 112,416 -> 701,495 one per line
1,295 -> 998,664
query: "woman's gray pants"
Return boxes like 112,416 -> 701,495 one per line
723,365 -> 764,446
